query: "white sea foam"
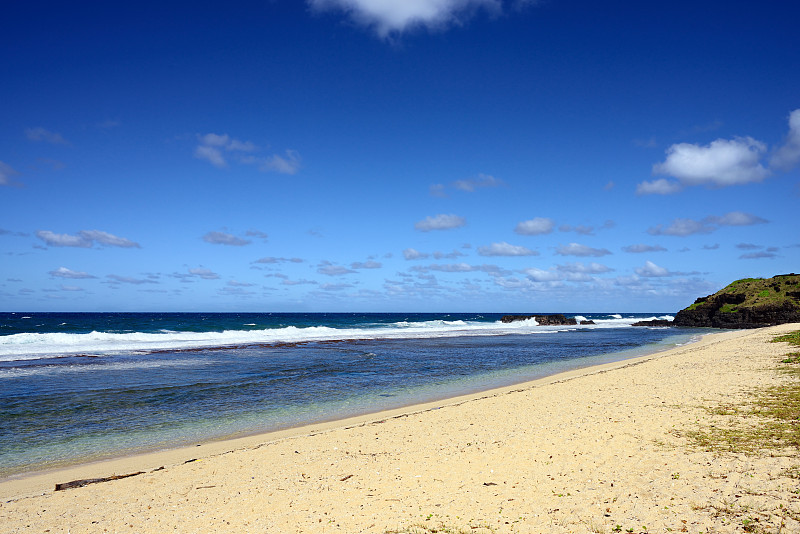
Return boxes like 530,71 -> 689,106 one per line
0,316 -> 651,361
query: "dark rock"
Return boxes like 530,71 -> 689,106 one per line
631,319 -> 673,327
580,320 -> 595,325
501,314 -> 577,325
673,274 -> 800,329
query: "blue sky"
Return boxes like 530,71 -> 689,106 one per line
1,0 -> 798,313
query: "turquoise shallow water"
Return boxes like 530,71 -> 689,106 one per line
0,312 -> 705,477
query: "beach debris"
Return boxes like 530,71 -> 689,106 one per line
54,471 -> 145,491
340,474 -> 354,481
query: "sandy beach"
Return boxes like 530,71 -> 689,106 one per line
1,324 -> 798,533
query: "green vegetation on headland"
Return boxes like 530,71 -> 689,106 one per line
674,273 -> 800,328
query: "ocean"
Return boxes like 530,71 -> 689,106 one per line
0,312 -> 704,478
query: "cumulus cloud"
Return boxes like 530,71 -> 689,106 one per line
559,224 -> 594,235
194,145 -> 227,168
770,109 -> 800,171
557,262 -> 613,274
403,248 -> 429,260
79,230 -> 140,248
25,127 -> 69,145
351,260 -> 382,269
555,243 -> 612,257
646,218 -> 714,236
194,133 -> 300,174
635,178 -> 684,195
49,267 -> 96,279
647,211 -> 768,236
622,244 -> 667,253
0,161 -> 20,186
648,137 -> 769,190
477,242 -> 538,257
514,217 -> 554,236
433,249 -> 466,260
524,267 -> 562,282
706,211 -> 769,227
414,214 -> 466,232
412,262 -> 501,274
188,267 -> 220,280
309,0 -> 504,37
245,229 -> 269,241
227,280 -> 256,287
107,274 -> 158,285
203,231 -> 252,246
254,256 -> 304,264
452,173 -> 503,192
635,261 -> 670,277
740,251 -> 778,260
317,261 -> 357,276
260,150 -> 302,175
36,230 -> 140,248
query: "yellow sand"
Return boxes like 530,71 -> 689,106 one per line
1,325 -> 798,533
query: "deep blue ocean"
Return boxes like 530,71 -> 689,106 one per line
0,312 -> 705,478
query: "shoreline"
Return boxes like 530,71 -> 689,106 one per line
0,328 -> 717,500
1,324 -> 798,533
0,327 -> 699,489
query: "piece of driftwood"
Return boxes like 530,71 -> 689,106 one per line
55,471 -> 145,491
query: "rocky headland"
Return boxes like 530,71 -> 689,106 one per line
673,273 -> 800,329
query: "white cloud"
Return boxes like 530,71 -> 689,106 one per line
317,261 -> 357,276
635,178 -> 683,195
36,230 -> 92,248
403,248 -> 429,260
107,274 -> 158,285
194,145 -> 227,168
203,231 -> 252,246
647,218 -> 714,236
433,249 -> 466,260
309,0 -> 503,37
36,230 -> 140,248
282,278 -> 318,286
245,229 -> 269,240
740,251 -> 778,260
650,137 -> 769,190
557,262 -> 613,274
254,256 -> 304,264
647,211 -> 768,236
260,150 -> 302,175
0,161 -> 20,186
189,267 -> 220,280
412,263 -> 501,274
352,260 -> 382,269
707,211 -> 768,227
25,127 -> 68,145
524,268 -> 562,282
635,261 -> 670,277
559,224 -> 594,235
770,109 -> 800,171
228,280 -> 256,287
514,217 -> 554,236
49,267 -> 96,279
79,230 -> 140,248
194,133 -> 299,174
622,244 -> 667,253
477,242 -> 538,257
414,214 -> 466,232
452,173 -> 503,192
555,243 -> 612,257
